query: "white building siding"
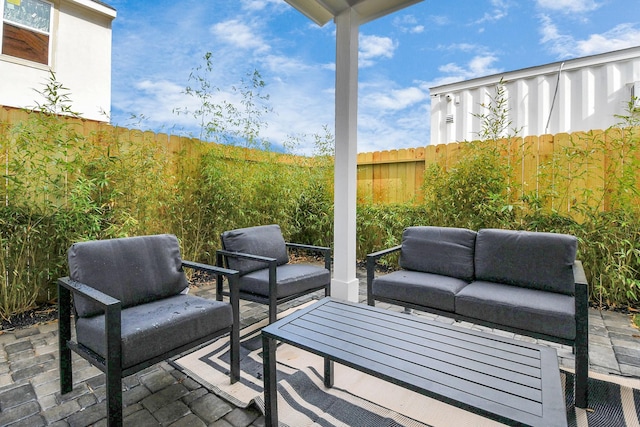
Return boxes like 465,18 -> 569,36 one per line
430,46 -> 640,145
0,0 -> 115,121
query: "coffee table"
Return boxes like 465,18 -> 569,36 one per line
261,297 -> 567,427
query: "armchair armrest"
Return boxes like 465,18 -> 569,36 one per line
57,277 -> 122,383
215,249 -> 278,303
58,276 -> 121,308
286,243 -> 332,271
366,245 -> 402,305
182,260 -> 241,323
216,249 -> 278,266
182,260 -> 238,277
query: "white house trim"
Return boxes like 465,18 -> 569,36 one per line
430,46 -> 640,145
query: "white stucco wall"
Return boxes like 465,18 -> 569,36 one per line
0,0 -> 116,122
430,46 -> 640,145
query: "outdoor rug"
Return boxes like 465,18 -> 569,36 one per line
174,304 -> 640,427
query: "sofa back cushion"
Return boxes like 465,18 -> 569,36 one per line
69,234 -> 188,318
399,226 -> 477,281
474,229 -> 577,295
221,224 -> 289,275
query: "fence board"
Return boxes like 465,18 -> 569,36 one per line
357,152 -> 374,203
2,106 -> 637,210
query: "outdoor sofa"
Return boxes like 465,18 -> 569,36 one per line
366,226 -> 589,408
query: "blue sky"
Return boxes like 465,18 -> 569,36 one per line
107,0 -> 640,154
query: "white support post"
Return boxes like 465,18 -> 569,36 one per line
331,8 -> 360,302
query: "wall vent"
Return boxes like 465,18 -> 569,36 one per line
445,114 -> 454,124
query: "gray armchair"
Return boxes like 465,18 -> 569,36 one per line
216,224 -> 331,323
58,234 -> 240,427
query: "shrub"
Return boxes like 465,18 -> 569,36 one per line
0,72 -> 111,318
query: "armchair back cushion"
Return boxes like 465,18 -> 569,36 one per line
68,234 -> 188,318
399,226 -> 477,281
221,224 -> 289,275
474,229 -> 577,295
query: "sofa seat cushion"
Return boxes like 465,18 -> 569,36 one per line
399,226 -> 477,281
76,294 -> 232,369
455,281 -> 576,340
372,270 -> 469,312
239,263 -> 330,298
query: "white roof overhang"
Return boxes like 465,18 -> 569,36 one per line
284,0 -> 423,26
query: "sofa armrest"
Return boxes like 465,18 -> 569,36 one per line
286,243 -> 332,271
573,261 -> 589,321
366,245 -> 402,305
572,260 -> 589,408
573,260 -> 588,287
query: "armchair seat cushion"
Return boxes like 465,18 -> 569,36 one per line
455,281 -> 576,340
239,264 -> 330,298
75,294 -> 232,369
372,271 -> 469,312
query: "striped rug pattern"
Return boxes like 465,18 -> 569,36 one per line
174,308 -> 640,427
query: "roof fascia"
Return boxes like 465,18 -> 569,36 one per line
430,46 -> 640,95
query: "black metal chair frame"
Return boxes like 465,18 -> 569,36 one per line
367,247 -> 590,409
58,261 -> 240,427
216,242 -> 331,323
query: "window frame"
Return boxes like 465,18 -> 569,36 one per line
1,0 -> 53,66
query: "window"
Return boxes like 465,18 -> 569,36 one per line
2,0 -> 52,65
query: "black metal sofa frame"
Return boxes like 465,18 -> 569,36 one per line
367,226 -> 589,409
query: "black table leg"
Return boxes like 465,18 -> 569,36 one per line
324,357 -> 334,388
263,334 -> 278,427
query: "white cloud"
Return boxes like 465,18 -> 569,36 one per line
241,0 -> 285,12
357,102 -> 430,152
539,15 -> 640,58
439,43 -> 489,53
437,55 -> 502,81
474,0 -> 509,25
210,19 -> 270,53
429,15 -> 450,26
536,0 -> 600,13
258,72 -> 335,155
575,23 -> 640,56
393,15 -> 425,34
359,34 -> 397,68
356,79 -> 431,152
362,86 -> 428,111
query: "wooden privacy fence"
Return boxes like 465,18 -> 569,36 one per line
0,106 -> 309,185
357,147 -> 426,204
3,106 -> 638,212
358,128 -> 640,212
